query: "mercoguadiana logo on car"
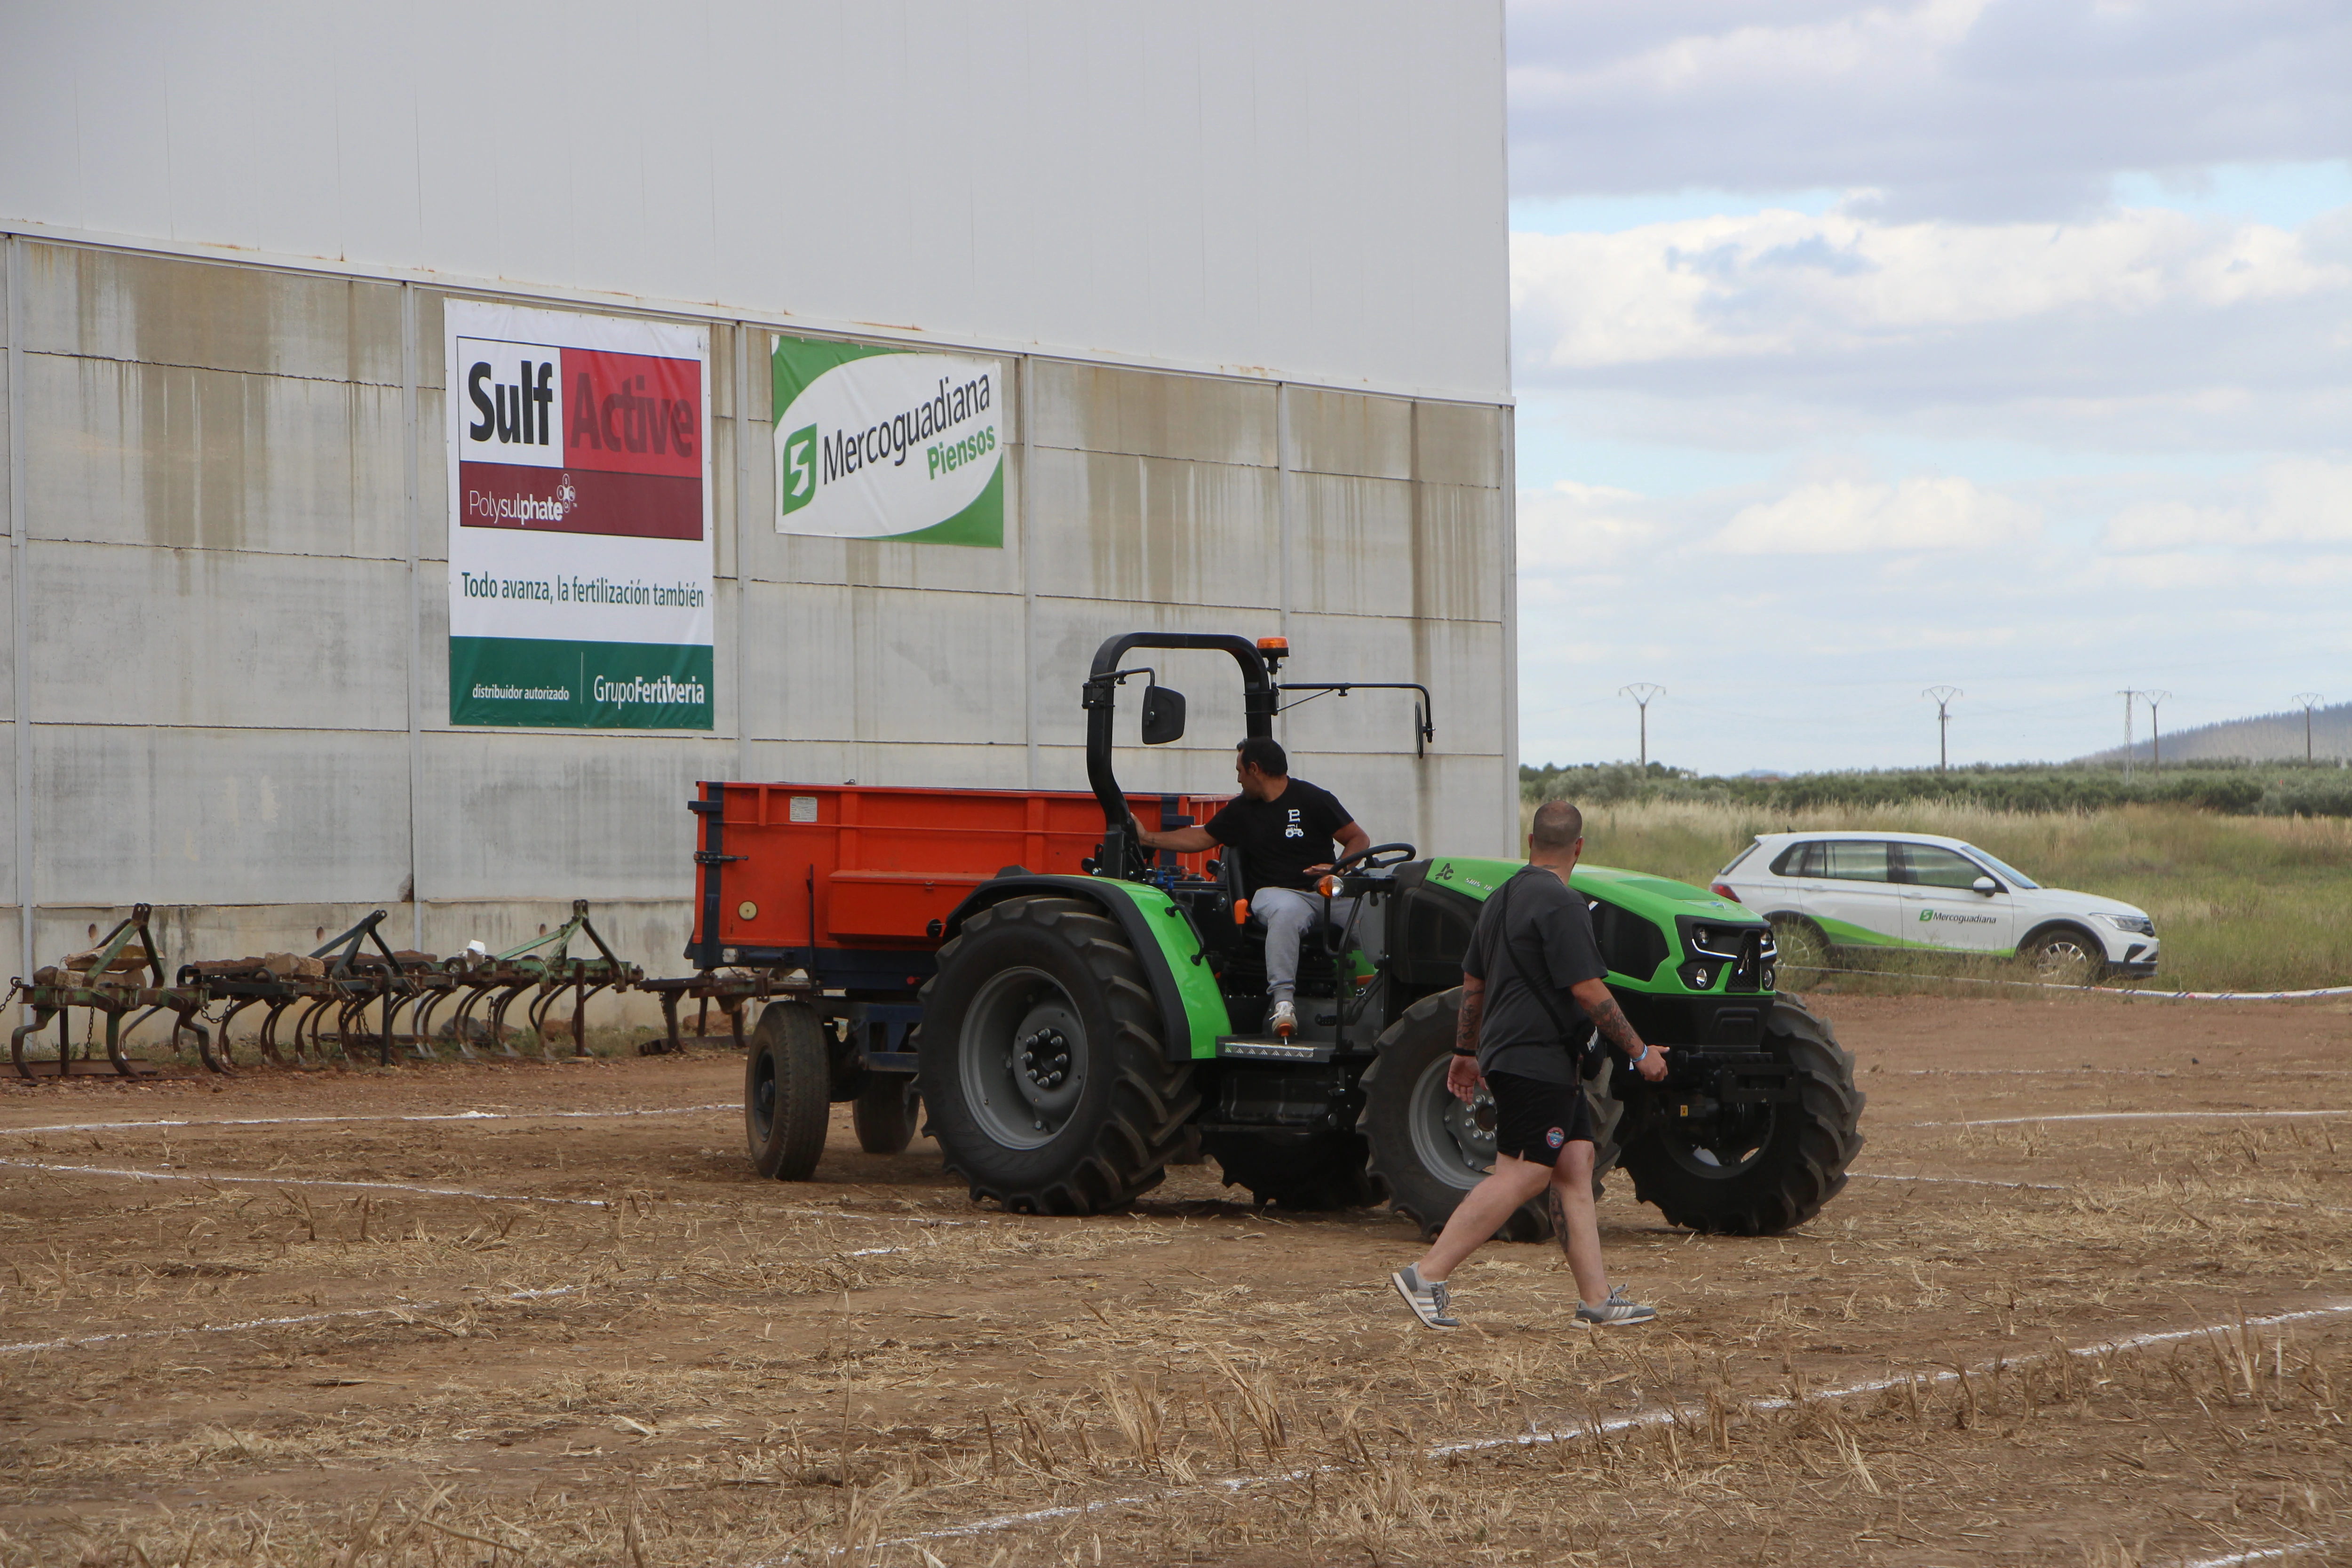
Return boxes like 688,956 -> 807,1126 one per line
771,335 -> 1004,548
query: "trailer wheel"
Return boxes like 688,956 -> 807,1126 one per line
1618,994 -> 1863,1235
1204,1130 -> 1377,1211
745,1001 -> 830,1181
852,1076 -> 920,1155
1359,987 -> 1617,1243
918,896 -> 1199,1215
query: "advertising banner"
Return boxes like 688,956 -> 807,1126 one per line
772,335 -> 1003,547
446,302 -> 713,729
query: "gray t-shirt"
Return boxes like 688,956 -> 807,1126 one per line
1460,867 -> 1608,1085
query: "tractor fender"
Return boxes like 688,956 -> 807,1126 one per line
944,875 -> 1225,1065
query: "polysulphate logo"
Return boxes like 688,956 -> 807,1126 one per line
457,337 -> 703,541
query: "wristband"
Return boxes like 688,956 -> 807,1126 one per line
1631,1045 -> 1650,1065
1451,1047 -> 1477,1058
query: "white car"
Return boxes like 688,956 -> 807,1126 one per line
1710,831 -> 2158,981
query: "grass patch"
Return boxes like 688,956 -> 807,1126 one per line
1534,798 -> 2352,995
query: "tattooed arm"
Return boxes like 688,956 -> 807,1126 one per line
1447,976 -> 1486,1102
1570,978 -> 1669,1082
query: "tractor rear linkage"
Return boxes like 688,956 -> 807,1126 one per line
0,900 -> 715,1081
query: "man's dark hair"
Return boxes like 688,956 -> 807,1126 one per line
1235,737 -> 1288,777
1530,801 -> 1584,850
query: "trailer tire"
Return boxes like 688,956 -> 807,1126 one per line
1359,987 -> 1618,1243
745,1001 -> 830,1181
1618,994 -> 1863,1235
1204,1130 -> 1377,1211
852,1076 -> 920,1155
918,895 -> 1198,1216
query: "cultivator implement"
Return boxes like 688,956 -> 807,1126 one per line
8,900 -> 687,1080
7,906 -> 210,1080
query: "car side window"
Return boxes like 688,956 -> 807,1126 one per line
1820,840 -> 1891,883
1771,841 -> 1827,877
1898,844 -> 1988,890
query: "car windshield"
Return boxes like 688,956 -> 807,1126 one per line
1956,843 -> 2039,890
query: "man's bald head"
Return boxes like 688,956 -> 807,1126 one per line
1529,801 -> 1584,852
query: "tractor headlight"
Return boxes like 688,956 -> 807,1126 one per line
2099,914 -> 2155,937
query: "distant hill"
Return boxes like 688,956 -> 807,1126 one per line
2083,704 -> 2352,766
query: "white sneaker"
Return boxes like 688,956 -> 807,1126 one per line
1270,998 -> 1297,1037
1576,1285 -> 1658,1325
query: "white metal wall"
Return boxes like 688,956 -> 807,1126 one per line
0,0 -> 1511,403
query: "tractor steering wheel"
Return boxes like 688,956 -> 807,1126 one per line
1331,841 -> 1417,876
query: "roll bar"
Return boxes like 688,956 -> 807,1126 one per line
1082,633 -> 1277,874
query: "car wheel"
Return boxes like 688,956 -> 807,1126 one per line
1767,914 -> 1831,978
2022,925 -> 2106,986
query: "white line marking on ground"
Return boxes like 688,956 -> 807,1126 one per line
0,1156 -> 977,1227
0,1285 -> 586,1355
2184,1544 -> 2336,1568
1852,1170 -> 2072,1191
1913,1109 -> 2352,1127
829,1302 -> 2352,1558
0,1105 -> 738,1137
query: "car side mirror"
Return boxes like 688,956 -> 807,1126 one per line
1972,876 -> 2000,896
1140,683 -> 1186,745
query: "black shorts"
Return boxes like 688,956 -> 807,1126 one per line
1486,1070 -> 1594,1165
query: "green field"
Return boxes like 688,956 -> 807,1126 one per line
1524,797 -> 2352,996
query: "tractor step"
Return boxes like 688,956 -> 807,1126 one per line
1215,1035 -> 1336,1063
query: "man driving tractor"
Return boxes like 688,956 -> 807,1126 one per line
1135,737 -> 1370,1037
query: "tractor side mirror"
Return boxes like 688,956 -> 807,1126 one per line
1140,684 -> 1187,745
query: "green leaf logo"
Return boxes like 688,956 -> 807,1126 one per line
779,423 -> 818,516
1919,908 -> 1935,922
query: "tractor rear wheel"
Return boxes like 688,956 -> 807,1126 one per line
1358,987 -> 1620,1242
1204,1130 -> 1377,1211
1617,994 -> 1863,1234
918,896 -> 1198,1215
852,1076 -> 920,1154
745,1001 -> 830,1181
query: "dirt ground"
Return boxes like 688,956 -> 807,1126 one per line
1,992 -> 2347,1567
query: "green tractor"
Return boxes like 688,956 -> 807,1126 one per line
910,632 -> 1864,1238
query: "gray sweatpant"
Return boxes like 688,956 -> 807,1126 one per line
1252,886 -> 1358,1004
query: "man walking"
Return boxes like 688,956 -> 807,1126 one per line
1136,737 -> 1369,1038
1389,801 -> 1669,1329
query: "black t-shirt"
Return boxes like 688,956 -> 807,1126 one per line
1203,779 -> 1354,895
1461,867 -> 1608,1085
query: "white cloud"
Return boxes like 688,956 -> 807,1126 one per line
2101,459 -> 2352,551
1512,206 -> 2349,374
1514,480 -> 1657,569
1716,475 -> 2038,553
1507,0 -> 2352,221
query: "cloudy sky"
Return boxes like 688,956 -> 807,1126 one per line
1505,0 -> 2352,773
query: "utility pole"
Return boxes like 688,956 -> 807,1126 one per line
1619,684 -> 1664,771
2294,693 -> 2322,764
2118,690 -> 2140,783
1923,686 -> 1961,773
2143,691 -> 2172,773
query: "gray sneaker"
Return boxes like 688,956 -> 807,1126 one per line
1576,1285 -> 1657,1325
1390,1265 -> 1461,1329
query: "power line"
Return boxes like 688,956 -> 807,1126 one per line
1922,686 -> 1961,774
1617,684 -> 1664,769
2294,693 -> 2323,764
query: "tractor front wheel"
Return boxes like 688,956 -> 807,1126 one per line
918,896 -> 1198,1215
1358,987 -> 1621,1242
1617,994 -> 1863,1234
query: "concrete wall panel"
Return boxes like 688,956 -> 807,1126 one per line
35,541 -> 412,731
1292,473 -> 1415,620
741,581 -> 1028,748
26,353 -> 405,559
1282,612 -> 1507,763
1031,361 -> 1274,467
416,731 -> 726,902
1414,401 -> 1504,490
1028,596 -> 1283,756
1027,448 -> 1279,610
22,244 -> 404,386
742,739 -> 1037,795
33,723 -> 411,907
0,542 -> 13,722
1286,388 -> 1412,481
1414,482 -> 1507,626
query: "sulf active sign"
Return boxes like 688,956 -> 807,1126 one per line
445,301 -> 713,729
772,335 -> 1003,547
